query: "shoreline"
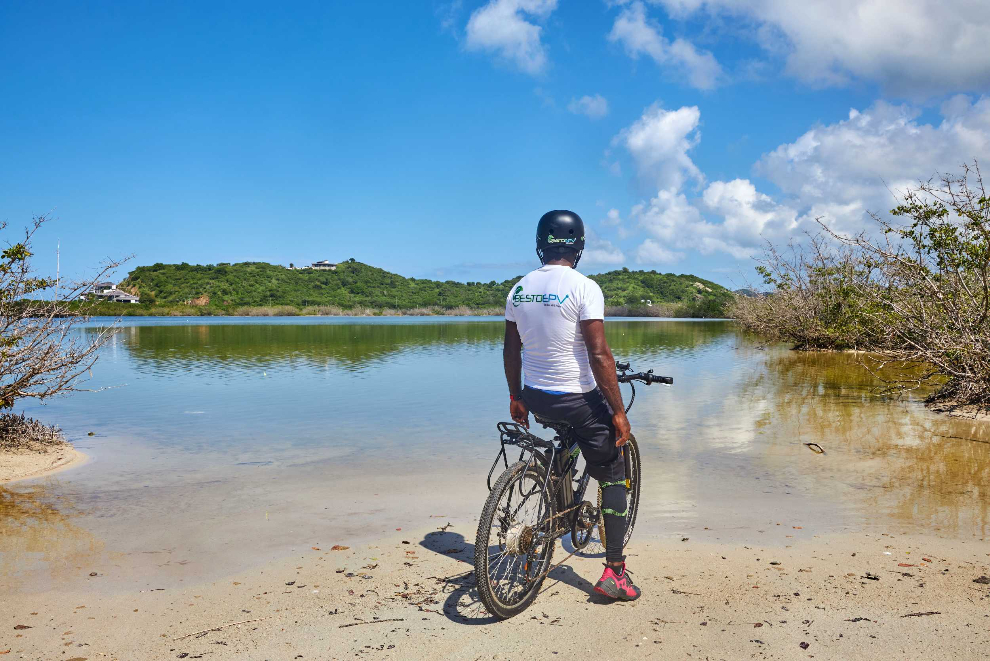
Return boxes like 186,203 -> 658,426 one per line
2,524 -> 988,659
77,307 -> 727,319
0,444 -> 87,484
928,400 -> 990,421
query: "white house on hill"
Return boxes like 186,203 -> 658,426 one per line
83,283 -> 141,304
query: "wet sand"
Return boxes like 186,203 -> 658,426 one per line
2,522 -> 989,660
0,446 -> 86,485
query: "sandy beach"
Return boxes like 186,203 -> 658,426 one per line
0,444 -> 86,485
2,515 -> 989,660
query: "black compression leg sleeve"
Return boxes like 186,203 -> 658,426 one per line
600,482 -> 627,564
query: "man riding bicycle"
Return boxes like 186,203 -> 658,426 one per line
502,210 -> 641,601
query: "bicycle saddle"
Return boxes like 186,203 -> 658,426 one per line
533,414 -> 572,435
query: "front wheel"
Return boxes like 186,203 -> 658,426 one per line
474,461 -> 555,620
597,433 -> 641,550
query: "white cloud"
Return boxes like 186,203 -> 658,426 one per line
757,96 -> 990,235
636,238 -> 683,264
465,0 -> 558,75
611,103 -> 703,192
647,0 -> 990,96
631,189 -> 758,261
602,208 -> 622,226
608,1 -> 722,90
633,189 -> 702,243
437,1 -> 464,34
613,104 -> 787,261
582,232 -> 627,265
613,95 -> 990,265
701,179 -> 798,250
568,94 -> 609,119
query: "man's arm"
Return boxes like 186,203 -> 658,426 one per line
580,319 -> 631,446
503,320 -> 529,427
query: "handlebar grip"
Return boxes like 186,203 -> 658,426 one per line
650,375 -> 673,385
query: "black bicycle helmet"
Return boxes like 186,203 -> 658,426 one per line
536,210 -> 585,266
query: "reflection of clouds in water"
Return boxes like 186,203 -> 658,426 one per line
621,338 -> 771,534
622,337 -> 990,540
632,342 -> 768,454
31,318 -> 990,558
0,483 -> 108,591
741,348 -> 990,538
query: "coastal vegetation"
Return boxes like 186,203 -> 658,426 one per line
100,261 -> 734,317
0,216 -> 122,447
732,163 -> 990,410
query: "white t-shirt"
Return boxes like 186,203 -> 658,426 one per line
504,265 -> 605,394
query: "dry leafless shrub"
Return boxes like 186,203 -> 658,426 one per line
0,215 -> 125,411
731,233 -> 882,350
735,162 -> 990,409
825,163 -> 990,408
0,412 -> 66,452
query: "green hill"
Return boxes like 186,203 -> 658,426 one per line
117,260 -> 733,317
593,267 -> 733,317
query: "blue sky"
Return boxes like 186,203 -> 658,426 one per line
2,0 -> 988,289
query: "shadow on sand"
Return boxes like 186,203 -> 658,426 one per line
418,528 -> 612,625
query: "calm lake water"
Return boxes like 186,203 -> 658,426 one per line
3,317 -> 989,593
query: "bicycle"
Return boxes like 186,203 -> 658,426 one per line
473,362 -> 672,619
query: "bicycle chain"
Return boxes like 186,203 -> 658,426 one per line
545,501 -> 584,524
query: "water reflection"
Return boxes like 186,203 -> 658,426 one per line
111,321 -> 503,373
748,350 -> 990,537
83,319 -> 731,375
5,318 -> 989,593
0,483 -> 105,590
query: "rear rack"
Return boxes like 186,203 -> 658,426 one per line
487,422 -> 557,491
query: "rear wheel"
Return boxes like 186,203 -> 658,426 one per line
597,433 -> 641,550
474,461 -> 555,619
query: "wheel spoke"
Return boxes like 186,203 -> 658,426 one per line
481,467 -> 552,608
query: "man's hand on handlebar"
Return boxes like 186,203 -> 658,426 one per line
510,398 -> 529,429
613,410 -> 631,447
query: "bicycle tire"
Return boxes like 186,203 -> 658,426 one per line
474,461 -> 555,620
597,433 -> 641,551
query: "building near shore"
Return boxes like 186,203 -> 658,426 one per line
83,283 -> 141,303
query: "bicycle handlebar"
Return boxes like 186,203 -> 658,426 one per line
618,371 -> 673,385
615,361 -> 673,385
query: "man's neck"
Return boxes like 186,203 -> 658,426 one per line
543,259 -> 574,268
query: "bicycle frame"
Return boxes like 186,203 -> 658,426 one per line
487,421 -> 590,539
486,368 -> 670,540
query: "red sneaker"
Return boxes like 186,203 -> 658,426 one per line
594,563 -> 641,601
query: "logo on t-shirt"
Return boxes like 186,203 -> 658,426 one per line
511,285 -> 570,308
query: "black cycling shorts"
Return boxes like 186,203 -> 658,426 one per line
521,386 -> 625,483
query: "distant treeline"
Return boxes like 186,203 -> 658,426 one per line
105,260 -> 734,317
